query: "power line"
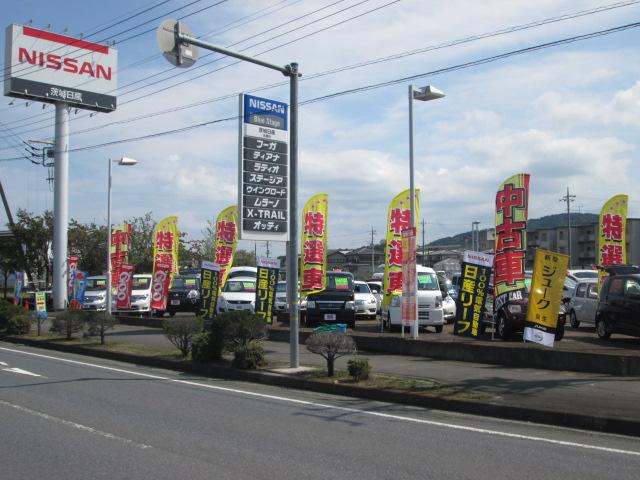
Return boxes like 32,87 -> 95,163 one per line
1,17 -> 640,161
2,0 -> 637,140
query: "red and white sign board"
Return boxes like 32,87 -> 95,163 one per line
150,263 -> 172,311
4,24 -> 117,112
401,228 -> 417,327
116,265 -> 134,310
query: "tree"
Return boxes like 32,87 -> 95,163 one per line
9,209 -> 53,288
126,212 -> 155,273
68,220 -> 107,274
0,238 -> 22,298
233,249 -> 256,267
306,332 -> 356,377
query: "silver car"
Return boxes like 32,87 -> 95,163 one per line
568,279 -> 598,328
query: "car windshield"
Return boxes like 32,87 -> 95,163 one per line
172,277 -> 198,289
417,273 -> 439,291
276,283 -> 287,292
223,280 -> 256,292
85,278 -> 106,291
326,274 -> 353,291
132,277 -> 151,290
354,283 -> 371,294
573,271 -> 598,279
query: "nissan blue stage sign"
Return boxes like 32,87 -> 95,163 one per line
239,93 -> 289,241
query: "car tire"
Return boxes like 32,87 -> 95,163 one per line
596,318 -> 611,340
169,311 -> 176,317
434,324 -> 443,333
495,314 -> 511,340
569,310 -> 580,328
555,322 -> 565,341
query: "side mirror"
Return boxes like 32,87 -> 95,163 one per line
561,297 -> 571,304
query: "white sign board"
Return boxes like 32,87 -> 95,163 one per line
238,93 -> 289,241
4,24 -> 117,112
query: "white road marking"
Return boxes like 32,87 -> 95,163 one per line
0,361 -> 8,366
2,345 -> 639,457
0,399 -> 153,450
1,367 -> 42,377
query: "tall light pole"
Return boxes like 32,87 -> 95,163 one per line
408,84 -> 445,340
106,157 -> 138,315
472,221 -> 480,251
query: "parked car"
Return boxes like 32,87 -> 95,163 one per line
114,274 -> 153,315
166,274 -> 200,316
567,278 -> 598,328
443,294 -> 456,324
81,275 -> 107,311
366,280 -> 383,314
382,266 -> 444,333
567,269 -> 599,282
489,273 -> 566,340
273,281 -> 307,322
305,271 -> 356,329
217,276 -> 257,313
354,281 -> 378,320
227,266 -> 257,279
595,274 -> 640,340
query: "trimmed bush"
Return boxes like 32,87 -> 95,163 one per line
306,332 -> 356,377
191,332 -> 218,362
6,314 -> 31,335
0,300 -> 24,329
347,357 -> 371,382
50,309 -> 86,339
162,316 -> 204,357
221,310 -> 267,351
232,340 -> 266,369
84,312 -> 117,345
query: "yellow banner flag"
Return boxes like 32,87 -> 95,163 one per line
598,194 -> 628,267
300,194 -> 329,295
213,206 -> 239,291
524,249 -> 569,347
382,188 -> 419,310
152,216 -> 179,282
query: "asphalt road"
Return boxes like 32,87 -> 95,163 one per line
2,344 -> 640,480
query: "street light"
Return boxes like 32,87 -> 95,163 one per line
408,84 -> 445,340
106,157 -> 137,315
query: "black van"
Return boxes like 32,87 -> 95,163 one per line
305,272 -> 356,329
595,274 -> 640,339
166,274 -> 200,316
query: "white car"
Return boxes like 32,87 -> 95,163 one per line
366,280 -> 383,313
354,281 -> 378,320
382,266 -> 444,332
443,294 -> 456,323
568,278 -> 599,328
218,276 -> 257,313
81,275 -> 107,311
113,274 -> 153,314
273,281 -> 307,322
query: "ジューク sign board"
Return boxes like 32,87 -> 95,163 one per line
4,24 -> 117,111
238,93 -> 289,241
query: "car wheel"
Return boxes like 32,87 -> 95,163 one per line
596,318 -> 611,340
555,321 -> 565,341
169,311 -> 176,317
434,324 -> 443,333
569,310 -> 580,328
495,314 -> 511,340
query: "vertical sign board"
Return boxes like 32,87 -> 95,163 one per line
199,261 -> 221,321
67,255 -> 79,301
239,93 -> 289,241
4,24 -> 117,111
115,264 -> 134,310
255,257 -> 280,324
300,194 -> 328,295
13,272 -> 24,305
401,228 -> 417,327
454,251 -> 494,337
524,249 -> 569,348
597,194 -> 628,289
35,291 -> 47,320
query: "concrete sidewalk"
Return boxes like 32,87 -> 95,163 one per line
104,324 -> 640,429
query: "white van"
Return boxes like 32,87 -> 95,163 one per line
382,265 -> 444,332
113,274 -> 153,314
81,275 -> 108,311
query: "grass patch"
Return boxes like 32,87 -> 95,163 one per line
288,367 -> 489,401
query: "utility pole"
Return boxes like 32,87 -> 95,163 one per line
370,227 -> 376,277
472,221 -> 480,251
560,188 -> 576,268
421,219 -> 426,266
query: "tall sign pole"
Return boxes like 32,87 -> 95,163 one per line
157,20 -> 302,367
53,103 -> 70,309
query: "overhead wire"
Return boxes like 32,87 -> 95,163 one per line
1,0 -> 638,140
1,18 -> 638,162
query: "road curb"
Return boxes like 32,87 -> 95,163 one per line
3,335 -> 640,438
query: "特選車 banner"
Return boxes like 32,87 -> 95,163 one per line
300,194 -> 328,295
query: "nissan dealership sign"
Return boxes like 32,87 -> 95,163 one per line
4,24 -> 117,112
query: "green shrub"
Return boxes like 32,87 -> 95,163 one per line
191,332 -> 219,362
306,332 -> 356,377
220,310 -> 267,351
232,340 -> 266,369
6,314 -> 31,335
162,316 -> 204,357
347,357 -> 371,382
50,309 -> 86,339
0,300 -> 24,328
84,312 -> 117,345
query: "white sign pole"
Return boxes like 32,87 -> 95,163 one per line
52,102 -> 70,310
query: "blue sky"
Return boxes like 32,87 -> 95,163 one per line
1,0 -> 640,259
